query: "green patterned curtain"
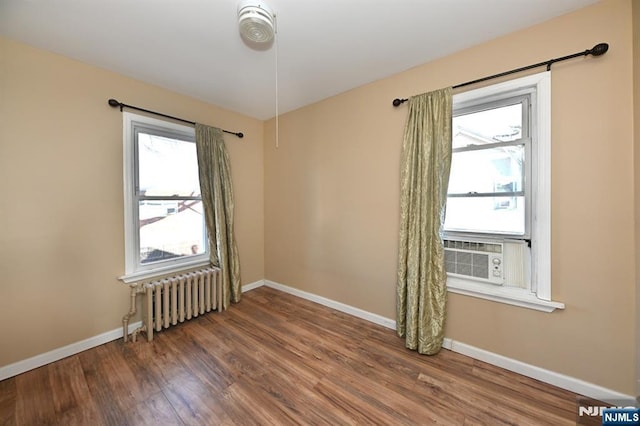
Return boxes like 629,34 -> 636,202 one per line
195,124 -> 241,309
396,87 -> 453,355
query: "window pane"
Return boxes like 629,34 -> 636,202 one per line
138,132 -> 201,197
453,103 -> 522,148
444,196 -> 525,235
139,200 -> 206,264
448,145 -> 524,195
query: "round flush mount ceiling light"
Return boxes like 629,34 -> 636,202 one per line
237,1 -> 276,45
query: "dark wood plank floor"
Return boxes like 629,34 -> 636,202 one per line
1,286 -> 597,425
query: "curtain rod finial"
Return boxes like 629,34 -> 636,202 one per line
393,98 -> 408,107
108,98 -> 121,108
589,43 -> 609,57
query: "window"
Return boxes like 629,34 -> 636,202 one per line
443,72 -> 563,312
445,96 -> 529,236
121,113 -> 209,283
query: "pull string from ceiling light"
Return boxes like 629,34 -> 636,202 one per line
236,1 -> 279,148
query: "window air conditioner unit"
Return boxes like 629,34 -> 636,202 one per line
444,239 -> 504,285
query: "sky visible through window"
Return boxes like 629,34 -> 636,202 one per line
452,103 -> 522,147
445,103 -> 525,235
138,133 -> 200,197
137,133 -> 205,263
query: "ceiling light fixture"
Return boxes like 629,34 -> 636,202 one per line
237,0 -> 280,148
237,1 -> 276,45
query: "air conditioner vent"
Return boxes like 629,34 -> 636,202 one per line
444,239 -> 504,285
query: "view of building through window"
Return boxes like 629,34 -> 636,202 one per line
444,102 -> 527,236
137,132 -> 206,264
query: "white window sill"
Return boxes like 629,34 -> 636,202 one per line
446,276 -> 565,313
119,258 -> 211,284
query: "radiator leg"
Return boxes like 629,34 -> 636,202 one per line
191,272 -> 199,318
179,277 -> 185,322
154,284 -> 162,333
186,275 -> 192,320
163,280 -> 170,329
131,324 -> 146,343
171,277 -> 178,325
217,270 -> 223,311
198,271 -> 205,315
146,287 -> 154,342
205,272 -> 211,312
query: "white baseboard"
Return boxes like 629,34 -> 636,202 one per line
440,339 -> 634,402
241,279 -> 265,292
261,279 -> 635,402
0,280 -> 266,382
264,280 -> 396,330
0,321 -> 142,382
3,279 -> 634,403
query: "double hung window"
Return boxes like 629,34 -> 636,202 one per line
443,72 -> 563,312
445,95 -> 530,237
121,113 -> 209,282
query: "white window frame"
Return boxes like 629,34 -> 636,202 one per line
445,72 -> 564,312
120,112 -> 209,283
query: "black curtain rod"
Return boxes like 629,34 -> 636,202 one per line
392,42 -> 609,107
108,99 -> 244,138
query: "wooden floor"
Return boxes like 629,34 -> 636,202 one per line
0,286 -> 597,425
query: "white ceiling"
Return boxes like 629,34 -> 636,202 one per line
0,0 -> 599,120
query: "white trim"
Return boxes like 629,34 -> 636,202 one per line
446,277 -> 564,312
448,72 -> 557,307
119,259 -> 211,283
0,321 -> 142,382
123,112 -> 137,275
242,279 -> 265,292
441,338 -> 634,402
2,280 -> 631,402
263,280 -> 397,330
261,279 -> 632,401
122,112 -> 208,278
1,280 -> 264,381
531,72 -> 552,300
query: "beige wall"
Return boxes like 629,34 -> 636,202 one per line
1,0 -> 636,397
265,0 -> 636,394
633,0 -> 640,396
0,37 -> 264,367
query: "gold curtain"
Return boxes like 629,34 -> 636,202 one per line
195,124 -> 241,309
396,87 -> 452,355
